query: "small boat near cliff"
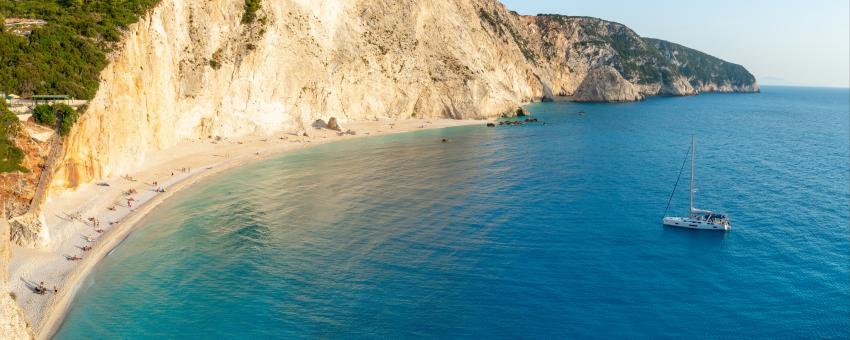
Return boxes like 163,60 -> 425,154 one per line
662,135 -> 731,231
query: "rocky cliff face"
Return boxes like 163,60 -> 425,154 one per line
516,15 -> 697,101
572,66 -> 643,102
513,15 -> 759,101
52,0 -> 545,188
50,1 -> 758,189
648,38 -> 760,93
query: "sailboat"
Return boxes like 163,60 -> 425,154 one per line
662,135 -> 731,231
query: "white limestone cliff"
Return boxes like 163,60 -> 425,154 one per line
49,1 -> 760,190
53,0 -> 544,188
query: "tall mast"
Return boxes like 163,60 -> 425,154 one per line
689,135 -> 695,213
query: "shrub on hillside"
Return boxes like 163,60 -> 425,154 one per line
242,0 -> 261,23
32,104 -> 57,127
32,104 -> 78,136
0,100 -> 25,172
54,103 -> 78,136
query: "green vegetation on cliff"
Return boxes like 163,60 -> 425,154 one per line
31,104 -> 56,127
534,14 -> 757,93
604,27 -> 674,85
32,103 -> 78,136
0,1 -> 159,173
242,0 -> 262,24
0,100 -> 24,173
538,14 -> 677,86
646,38 -> 757,88
0,0 -> 161,99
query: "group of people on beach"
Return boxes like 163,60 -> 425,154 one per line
148,179 -> 168,193
33,281 -> 58,295
62,173 -> 169,267
46,172 -> 184,296
52,170 -> 188,290
65,216 -> 103,263
89,216 -> 104,233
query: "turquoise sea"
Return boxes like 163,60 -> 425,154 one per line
56,86 -> 849,339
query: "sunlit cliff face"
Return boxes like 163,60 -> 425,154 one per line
51,0 -> 757,191
53,0 -> 545,189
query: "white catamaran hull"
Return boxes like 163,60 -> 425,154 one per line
663,217 -> 731,231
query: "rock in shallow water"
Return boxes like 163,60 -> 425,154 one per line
516,108 -> 529,117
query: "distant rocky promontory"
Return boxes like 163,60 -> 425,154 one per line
515,14 -> 760,102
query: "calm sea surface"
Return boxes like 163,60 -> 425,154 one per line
56,87 -> 849,339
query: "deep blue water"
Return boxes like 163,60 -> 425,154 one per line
56,86 -> 849,339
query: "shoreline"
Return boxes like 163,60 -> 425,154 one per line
6,118 -> 483,339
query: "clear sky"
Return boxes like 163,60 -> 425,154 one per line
501,0 -> 850,88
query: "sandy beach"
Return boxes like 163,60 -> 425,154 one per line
6,118 -> 483,339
